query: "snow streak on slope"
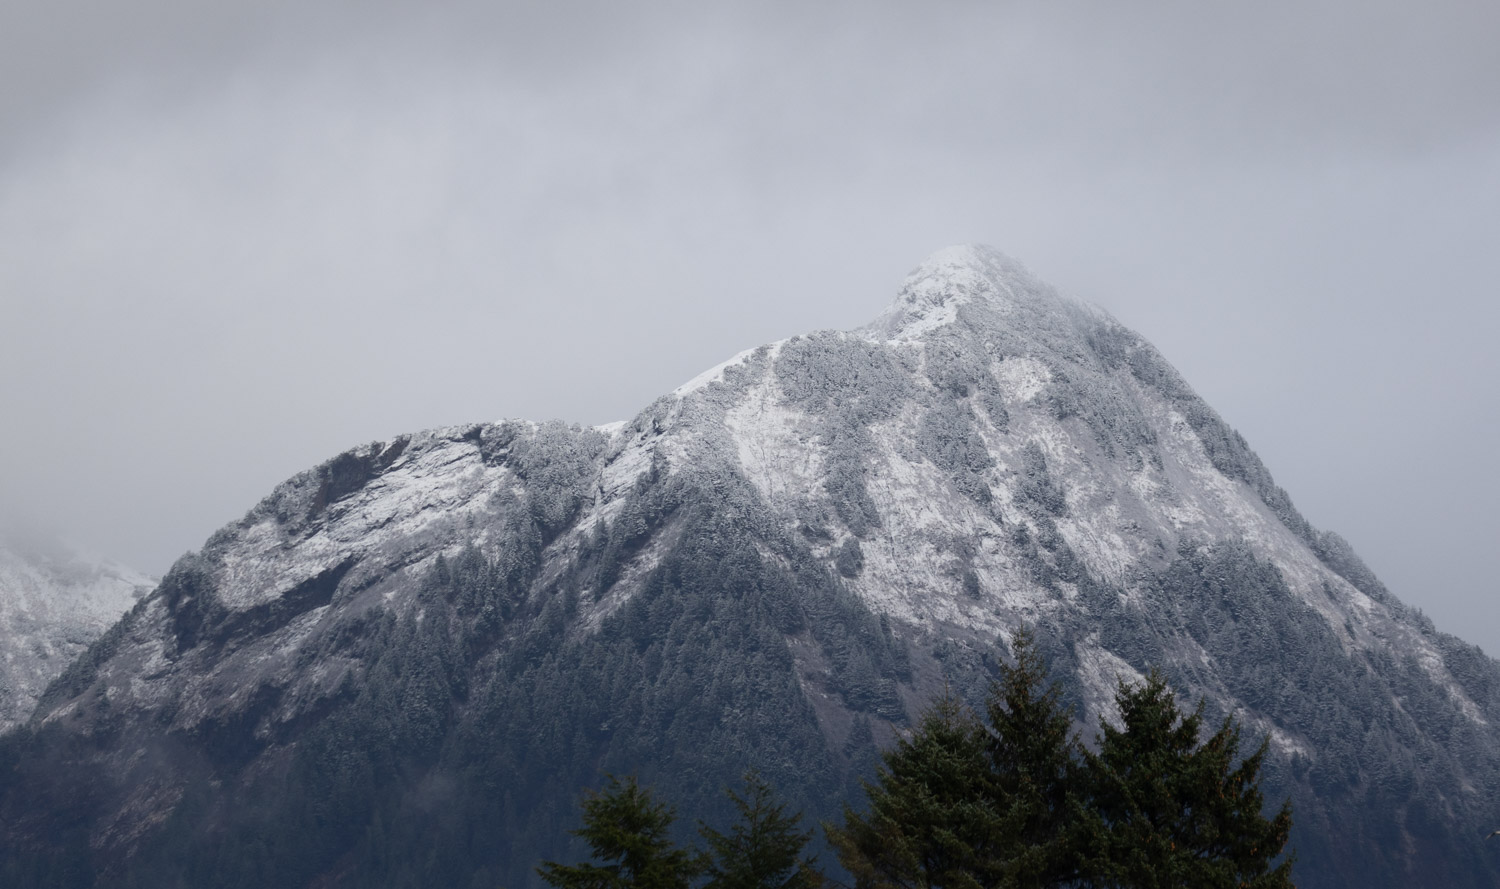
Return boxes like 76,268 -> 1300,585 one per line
693,249 -> 1446,679
48,243 -> 1478,741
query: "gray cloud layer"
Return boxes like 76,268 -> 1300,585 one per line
2,1 -> 1497,650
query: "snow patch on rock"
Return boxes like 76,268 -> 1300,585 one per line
993,356 -> 1052,402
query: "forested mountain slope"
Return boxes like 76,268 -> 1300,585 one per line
2,245 -> 1496,888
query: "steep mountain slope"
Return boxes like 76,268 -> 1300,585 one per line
3,245 -> 1497,888
0,534 -> 153,730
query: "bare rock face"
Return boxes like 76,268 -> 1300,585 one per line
3,246 -> 1498,888
0,533 -> 153,730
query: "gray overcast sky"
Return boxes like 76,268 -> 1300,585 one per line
2,1 -> 1497,652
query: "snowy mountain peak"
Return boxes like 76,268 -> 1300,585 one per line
6,246 -> 1500,888
863,244 -> 1066,342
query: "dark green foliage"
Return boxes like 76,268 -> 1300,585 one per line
834,632 -> 1293,889
984,630 -> 1081,888
700,772 -> 824,889
1078,671 -> 1294,889
829,694 -> 1000,889
539,775 -> 700,889
831,632 -> 1085,889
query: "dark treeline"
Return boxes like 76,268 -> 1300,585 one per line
542,630 -> 1294,889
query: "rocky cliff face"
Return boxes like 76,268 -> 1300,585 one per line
0,534 -> 152,730
3,246 -> 1497,888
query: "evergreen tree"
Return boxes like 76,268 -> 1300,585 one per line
831,632 -> 1294,889
538,775 -> 701,889
827,692 -> 999,889
829,631 -> 1084,889
1077,670 -> 1294,889
700,771 -> 824,889
984,629 -> 1081,889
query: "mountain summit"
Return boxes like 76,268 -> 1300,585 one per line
2,247 -> 1497,888
863,244 -> 1070,341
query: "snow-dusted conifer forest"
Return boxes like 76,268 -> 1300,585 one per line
1,246 -> 1496,888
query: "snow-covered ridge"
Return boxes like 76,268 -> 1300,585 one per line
672,340 -> 787,398
143,243 -> 1470,720
207,425 -> 520,612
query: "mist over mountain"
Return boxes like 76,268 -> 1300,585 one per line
2,246 -> 1496,888
0,532 -> 152,731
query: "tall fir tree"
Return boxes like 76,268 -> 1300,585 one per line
1077,670 -> 1295,889
537,775 -> 701,889
699,771 -> 824,889
830,632 -> 1294,889
827,692 -> 1001,889
984,629 -> 1082,889
829,630 -> 1081,889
